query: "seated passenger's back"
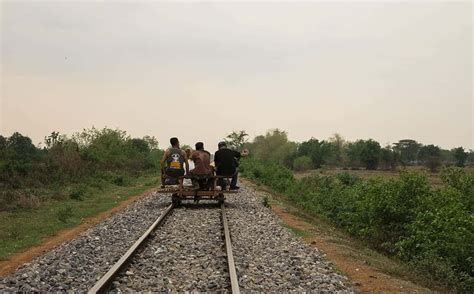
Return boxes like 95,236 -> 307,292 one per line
191,150 -> 212,175
214,147 -> 240,175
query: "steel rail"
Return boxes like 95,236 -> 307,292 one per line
88,203 -> 174,294
221,203 -> 241,294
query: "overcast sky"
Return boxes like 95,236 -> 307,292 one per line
1,1 -> 473,151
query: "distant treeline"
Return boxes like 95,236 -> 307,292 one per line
0,128 -> 163,190
228,129 -> 473,172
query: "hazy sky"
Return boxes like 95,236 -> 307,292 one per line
1,1 -> 473,151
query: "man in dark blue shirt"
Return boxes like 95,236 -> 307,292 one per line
214,141 -> 241,190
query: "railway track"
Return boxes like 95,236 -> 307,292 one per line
88,203 -> 240,293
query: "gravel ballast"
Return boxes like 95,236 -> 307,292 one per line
1,184 -> 354,292
226,186 -> 353,292
0,192 -> 169,292
112,204 -> 229,292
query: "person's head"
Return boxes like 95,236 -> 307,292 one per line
218,141 -> 227,149
185,148 -> 192,158
170,137 -> 179,148
195,142 -> 204,151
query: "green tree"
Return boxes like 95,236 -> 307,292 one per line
246,129 -> 297,167
347,140 -> 365,168
129,138 -> 150,153
0,135 -> 7,163
452,147 -> 468,167
297,138 -> 330,168
360,139 -> 381,170
327,133 -> 347,167
44,131 -> 65,149
72,127 -> 130,168
418,144 -> 442,172
225,130 -> 249,151
142,135 -> 159,150
440,148 -> 455,164
0,135 -> 7,150
380,145 -> 399,170
0,133 -> 39,187
393,139 -> 421,165
7,132 -> 38,161
467,150 -> 474,164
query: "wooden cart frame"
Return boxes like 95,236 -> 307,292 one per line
158,175 -> 238,205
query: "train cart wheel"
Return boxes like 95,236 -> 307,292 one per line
217,193 -> 225,205
172,193 -> 181,206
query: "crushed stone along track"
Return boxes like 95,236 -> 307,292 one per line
0,191 -> 170,292
107,203 -> 231,292
1,184 -> 354,293
226,186 -> 354,293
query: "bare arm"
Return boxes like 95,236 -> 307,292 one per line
161,149 -> 169,168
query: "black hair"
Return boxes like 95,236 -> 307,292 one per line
170,137 -> 179,147
195,142 -> 204,150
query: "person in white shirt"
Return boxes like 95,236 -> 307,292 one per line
183,148 -> 195,186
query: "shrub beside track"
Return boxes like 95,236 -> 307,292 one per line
241,159 -> 474,292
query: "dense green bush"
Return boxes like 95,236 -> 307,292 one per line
440,167 -> 474,212
242,158 -> 474,292
0,128 -> 163,211
293,156 -> 312,171
335,172 -> 361,186
0,128 -> 163,189
396,187 -> 474,291
240,158 -> 295,193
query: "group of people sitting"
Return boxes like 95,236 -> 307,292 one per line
160,137 -> 246,190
